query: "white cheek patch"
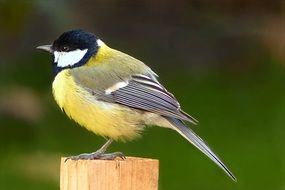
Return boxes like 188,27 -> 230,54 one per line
105,81 -> 129,95
54,49 -> 88,68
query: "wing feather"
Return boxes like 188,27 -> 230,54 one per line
104,74 -> 198,124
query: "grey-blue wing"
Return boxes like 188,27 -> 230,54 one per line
103,74 -> 198,124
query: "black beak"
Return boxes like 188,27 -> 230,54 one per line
36,45 -> 53,53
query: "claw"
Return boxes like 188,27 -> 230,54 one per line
65,151 -> 125,162
65,157 -> 70,163
64,139 -> 125,162
100,152 -> 125,160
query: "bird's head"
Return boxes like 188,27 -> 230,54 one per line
37,29 -> 103,75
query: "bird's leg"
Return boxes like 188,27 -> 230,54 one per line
65,139 -> 125,162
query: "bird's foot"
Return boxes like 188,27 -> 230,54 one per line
65,151 -> 125,162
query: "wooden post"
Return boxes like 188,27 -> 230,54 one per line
60,157 -> 159,190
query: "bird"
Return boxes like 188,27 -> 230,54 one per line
37,29 -> 236,181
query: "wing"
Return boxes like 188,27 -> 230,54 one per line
100,74 -> 198,124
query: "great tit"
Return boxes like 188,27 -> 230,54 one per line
37,29 -> 236,181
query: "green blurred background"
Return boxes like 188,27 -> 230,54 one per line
0,0 -> 285,189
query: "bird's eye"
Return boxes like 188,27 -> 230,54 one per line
61,46 -> 70,52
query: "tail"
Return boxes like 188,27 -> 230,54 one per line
166,117 -> 236,181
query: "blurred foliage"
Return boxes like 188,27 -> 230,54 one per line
0,0 -> 284,190
0,0 -> 33,34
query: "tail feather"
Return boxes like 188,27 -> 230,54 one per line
166,117 -> 236,181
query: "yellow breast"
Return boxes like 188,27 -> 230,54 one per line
52,69 -> 144,141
